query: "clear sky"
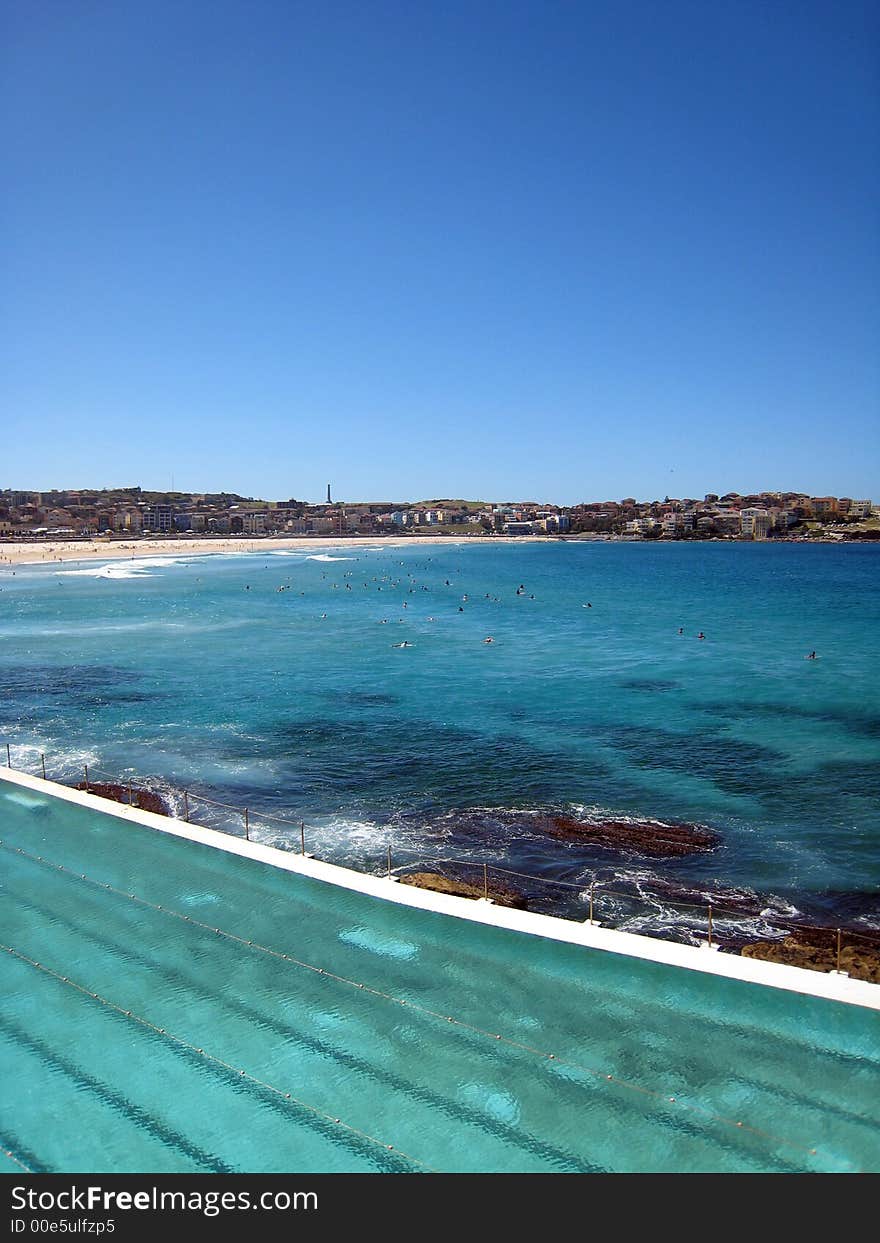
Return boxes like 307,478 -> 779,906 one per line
3,0 -> 878,504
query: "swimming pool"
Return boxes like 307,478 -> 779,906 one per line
1,774 -> 878,1173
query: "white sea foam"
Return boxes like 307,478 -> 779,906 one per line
61,556 -> 193,580
306,554 -> 354,562
311,816 -> 393,848
0,618 -> 254,639
6,741 -> 99,779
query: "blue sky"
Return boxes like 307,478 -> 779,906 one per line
3,0 -> 878,504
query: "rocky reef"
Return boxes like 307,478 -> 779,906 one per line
398,870 -> 529,909
523,812 -> 718,857
741,930 -> 880,985
76,780 -> 171,818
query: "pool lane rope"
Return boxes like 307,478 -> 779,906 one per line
1,1143 -> 32,1173
1,839 -> 831,1167
0,942 -> 434,1174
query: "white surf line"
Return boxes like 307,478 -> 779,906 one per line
2,766 -> 878,1011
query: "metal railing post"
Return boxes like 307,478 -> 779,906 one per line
41,753 -> 46,780
244,808 -> 249,841
183,791 -> 189,822
707,904 -> 713,948
5,743 -> 10,768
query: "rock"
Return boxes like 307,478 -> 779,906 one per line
535,813 -> 718,857
741,934 -> 880,985
76,780 -> 171,818
398,870 -> 528,909
419,807 -> 721,858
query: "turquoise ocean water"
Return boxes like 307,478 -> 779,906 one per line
1,540 -> 879,942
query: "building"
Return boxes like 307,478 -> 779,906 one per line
142,504 -> 175,533
242,513 -> 266,535
113,508 -> 143,533
741,508 -> 771,540
810,497 -> 838,518
624,518 -> 656,536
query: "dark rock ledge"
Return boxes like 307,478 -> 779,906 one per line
76,780 -> 171,818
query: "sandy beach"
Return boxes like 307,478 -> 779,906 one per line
0,533 -> 559,568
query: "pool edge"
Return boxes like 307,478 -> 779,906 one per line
2,766 -> 878,1012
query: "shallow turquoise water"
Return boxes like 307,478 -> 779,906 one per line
1,781 -> 878,1173
1,541 -> 879,939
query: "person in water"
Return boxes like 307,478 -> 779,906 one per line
807,650 -> 817,659
697,632 -> 705,640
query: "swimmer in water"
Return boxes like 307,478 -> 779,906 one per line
484,636 -> 494,644
697,632 -> 705,640
392,641 -> 412,648
806,650 -> 817,659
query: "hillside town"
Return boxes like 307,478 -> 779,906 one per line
0,486 -> 876,542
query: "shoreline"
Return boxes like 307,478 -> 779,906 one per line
1,531 -> 875,568
0,533 -> 550,568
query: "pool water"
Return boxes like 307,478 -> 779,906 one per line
1,778 -> 878,1173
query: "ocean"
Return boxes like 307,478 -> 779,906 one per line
2,539 -> 878,945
